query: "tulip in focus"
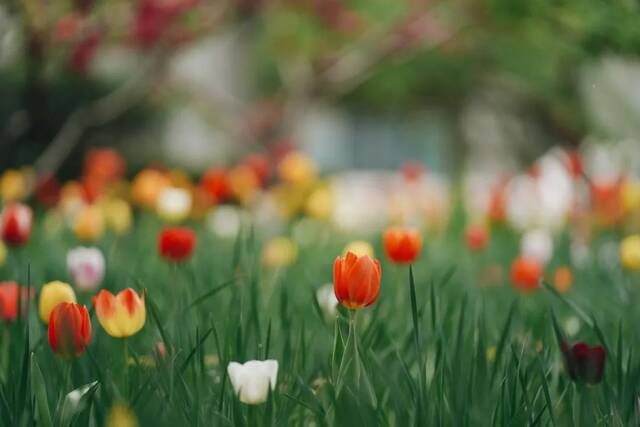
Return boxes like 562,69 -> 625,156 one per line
262,237 -> 298,268
67,247 -> 105,291
39,281 -> 77,323
510,256 -> 542,293
620,235 -> 640,272
383,227 -> 422,264
520,229 -> 553,265
158,227 -> 196,262
0,282 -> 34,321
1,202 -> 33,246
227,360 -> 278,405
93,288 -> 146,337
73,204 -> 105,242
156,187 -> 192,223
333,252 -> 382,309
465,223 -> 489,252
48,302 -> 91,357
560,341 -> 606,385
343,240 -> 374,258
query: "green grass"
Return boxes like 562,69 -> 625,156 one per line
0,211 -> 638,426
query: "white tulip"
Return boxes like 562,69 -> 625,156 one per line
156,187 -> 192,223
67,246 -> 105,291
206,205 -> 242,239
521,229 -> 553,265
316,283 -> 338,317
227,360 -> 278,405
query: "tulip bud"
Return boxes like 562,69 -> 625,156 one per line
1,202 -> 33,246
333,252 -> 382,309
0,281 -> 34,321
520,229 -> 553,265
510,256 -> 542,293
262,237 -> 298,268
67,247 -> 105,291
93,288 -> 145,338
156,187 -> 192,223
39,281 -> 77,323
383,227 -> 423,264
227,360 -> 278,405
316,283 -> 338,317
343,240 -> 374,258
620,235 -> 640,272
48,302 -> 91,357
158,227 -> 196,262
73,204 -> 105,242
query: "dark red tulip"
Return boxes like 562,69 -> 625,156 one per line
158,227 -> 196,262
561,341 -> 606,385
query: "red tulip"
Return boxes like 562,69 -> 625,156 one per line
510,256 -> 542,293
0,282 -> 34,321
200,169 -> 231,203
1,203 -> 33,246
158,227 -> 196,262
333,252 -> 382,309
383,227 -> 422,264
48,302 -> 92,357
561,341 -> 606,384
464,223 -> 489,252
35,174 -> 61,207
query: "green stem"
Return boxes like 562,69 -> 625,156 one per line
123,338 -> 129,399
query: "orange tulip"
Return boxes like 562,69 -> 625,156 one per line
333,252 -> 382,309
510,256 -> 542,293
465,223 -> 489,252
383,227 -> 422,264
48,302 -> 92,357
93,288 -> 145,337
553,266 -> 573,293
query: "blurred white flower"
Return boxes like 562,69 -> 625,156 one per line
67,247 -> 105,291
157,187 -> 192,223
227,360 -> 278,405
564,316 -> 581,337
521,229 -> 553,265
316,284 -> 338,318
207,205 -> 242,239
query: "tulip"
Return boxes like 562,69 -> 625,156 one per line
156,187 -> 192,223
333,252 -> 382,309
48,302 -> 91,357
67,247 -> 105,291
93,288 -> 145,338
131,169 -> 170,209
0,241 -> 6,266
553,266 -> 573,293
105,402 -> 139,427
0,169 -> 29,202
278,151 -> 317,186
158,227 -> 196,262
383,227 -> 422,264
0,282 -> 34,321
520,229 -> 553,265
560,341 -> 606,384
510,256 -> 542,293
464,223 -> 489,252
316,283 -> 338,317
200,168 -> 231,203
305,186 -> 333,221
206,205 -> 242,239
1,202 -> 33,246
229,165 -> 260,204
343,240 -> 374,258
39,281 -> 77,324
35,174 -> 62,207
104,198 -> 133,235
227,360 -> 278,405
262,237 -> 298,268
73,204 -> 105,242
620,235 -> 640,272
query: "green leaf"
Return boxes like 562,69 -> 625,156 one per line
30,354 -> 53,427
54,381 -> 99,427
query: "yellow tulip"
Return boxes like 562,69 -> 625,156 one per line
73,205 -> 105,242
93,288 -> 146,338
130,169 -> 170,209
39,281 -> 76,323
622,181 -> 640,214
278,152 -> 317,187
262,237 -> 298,268
0,169 -> 28,202
343,240 -> 374,258
105,402 -> 138,427
620,235 -> 640,272
104,198 -> 132,235
305,186 -> 333,221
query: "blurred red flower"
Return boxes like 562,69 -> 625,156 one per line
200,169 -> 231,204
158,227 -> 196,262
0,282 -> 34,322
383,227 -> 422,264
465,223 -> 489,252
70,30 -> 101,73
1,202 -> 33,246
35,174 -> 62,207
510,256 -> 542,293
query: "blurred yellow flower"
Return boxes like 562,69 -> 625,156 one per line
229,165 -> 260,205
0,169 -> 28,202
278,152 -> 317,187
130,169 -> 170,209
104,198 -> 132,235
620,235 -> 640,272
105,402 -> 138,427
0,241 -> 6,266
486,346 -> 497,363
73,205 -> 105,242
39,281 -> 76,323
262,237 -> 298,268
343,240 -> 374,258
622,181 -> 640,214
305,186 -> 333,221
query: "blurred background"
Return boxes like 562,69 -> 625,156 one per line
2,0 -> 640,180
